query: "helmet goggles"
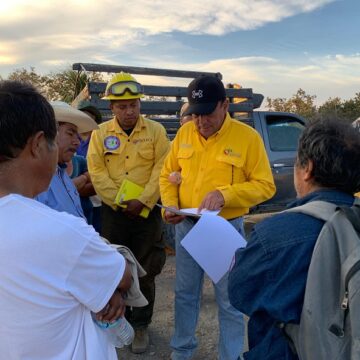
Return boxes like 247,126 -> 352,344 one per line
105,81 -> 143,97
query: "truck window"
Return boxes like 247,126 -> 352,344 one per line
266,116 -> 304,151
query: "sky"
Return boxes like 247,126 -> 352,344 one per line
0,0 -> 359,105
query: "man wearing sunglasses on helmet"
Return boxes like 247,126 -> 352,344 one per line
87,72 -> 170,354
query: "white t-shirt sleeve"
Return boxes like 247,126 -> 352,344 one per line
66,235 -> 126,313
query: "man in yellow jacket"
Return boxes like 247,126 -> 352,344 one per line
159,76 -> 276,360
87,72 -> 170,354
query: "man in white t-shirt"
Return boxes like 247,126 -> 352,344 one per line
0,80 -> 130,359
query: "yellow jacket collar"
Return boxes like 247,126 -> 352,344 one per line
108,115 -> 147,134
216,113 -> 232,137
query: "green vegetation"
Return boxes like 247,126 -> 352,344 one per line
267,89 -> 360,122
3,66 -> 104,103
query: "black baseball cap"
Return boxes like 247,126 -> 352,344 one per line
185,76 -> 226,116
77,100 -> 102,124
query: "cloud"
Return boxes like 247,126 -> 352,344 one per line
1,0 -> 335,36
0,43 -> 18,64
137,53 -> 360,104
208,53 -> 360,104
0,0 -> 334,69
2,0 -> 356,105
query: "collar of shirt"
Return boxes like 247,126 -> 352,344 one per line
51,165 -> 85,219
287,189 -> 354,209
108,115 -> 147,135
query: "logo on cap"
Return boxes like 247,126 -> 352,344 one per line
192,90 -> 203,99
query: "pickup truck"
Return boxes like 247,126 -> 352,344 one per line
72,63 -> 306,213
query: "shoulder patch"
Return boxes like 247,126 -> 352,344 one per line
104,136 -> 120,150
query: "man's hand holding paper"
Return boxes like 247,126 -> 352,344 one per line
198,190 -> 225,213
164,206 -> 186,225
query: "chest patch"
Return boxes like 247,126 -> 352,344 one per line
223,148 -> 241,157
104,136 -> 120,150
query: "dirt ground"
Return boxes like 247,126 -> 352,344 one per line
116,214 -> 272,360
117,254 -> 220,360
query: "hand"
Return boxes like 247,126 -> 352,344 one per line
95,262 -> 131,323
198,190 -> 225,213
164,206 -> 186,224
72,174 -> 88,191
95,289 -> 125,323
121,199 -> 146,219
82,172 -> 91,182
118,261 -> 132,293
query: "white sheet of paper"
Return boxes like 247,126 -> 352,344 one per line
181,214 -> 247,283
156,204 -> 220,218
180,208 -> 220,216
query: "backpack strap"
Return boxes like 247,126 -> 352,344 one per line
284,200 -> 337,222
279,197 -> 359,356
340,198 -> 360,233
276,200 -> 337,353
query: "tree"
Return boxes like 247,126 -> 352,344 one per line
266,88 -> 317,120
7,67 -> 49,94
5,66 -> 104,103
266,96 -> 290,112
318,97 -> 343,119
341,93 -> 360,122
318,94 -> 360,123
46,68 -> 104,103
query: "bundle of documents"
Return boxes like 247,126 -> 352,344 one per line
114,179 -> 150,218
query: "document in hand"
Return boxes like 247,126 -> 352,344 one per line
114,179 -> 150,218
156,204 -> 220,218
181,214 -> 247,283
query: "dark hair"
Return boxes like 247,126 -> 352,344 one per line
297,118 -> 360,194
77,101 -> 102,124
0,80 -> 57,161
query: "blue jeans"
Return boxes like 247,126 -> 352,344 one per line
171,217 -> 245,360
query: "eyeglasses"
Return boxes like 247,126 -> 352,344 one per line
106,81 -> 143,97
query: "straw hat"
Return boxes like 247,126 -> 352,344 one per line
51,101 -> 99,133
